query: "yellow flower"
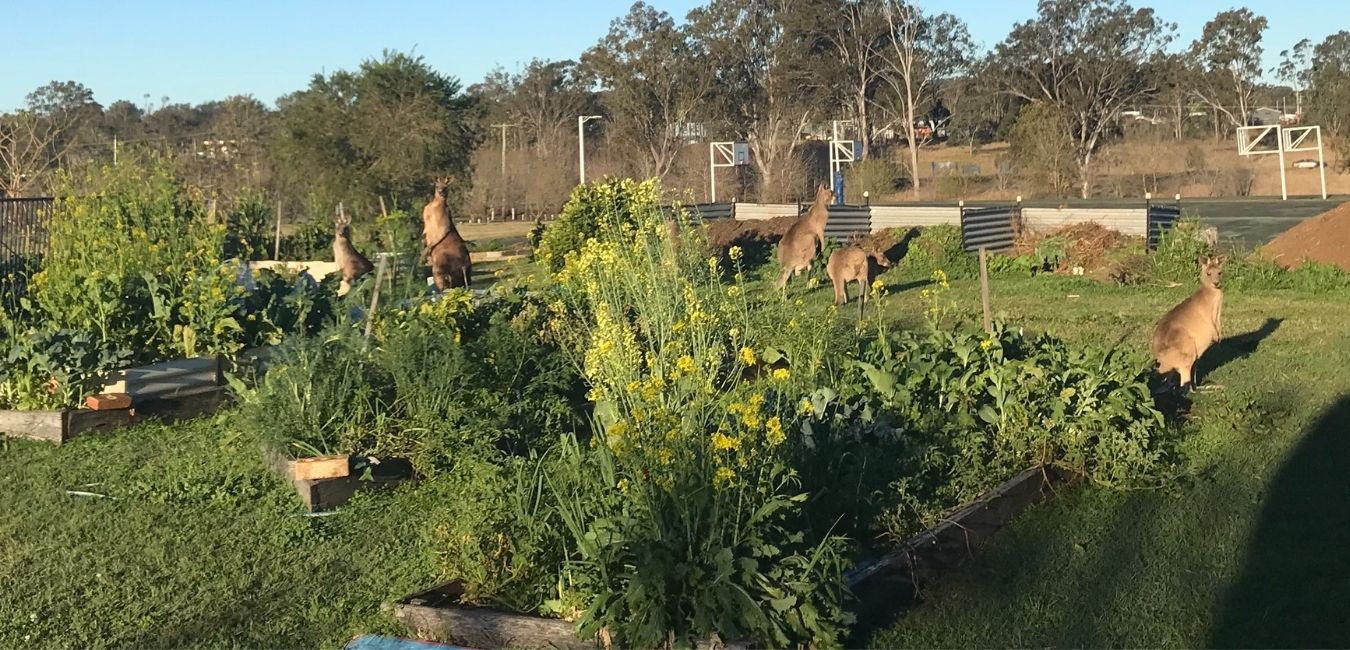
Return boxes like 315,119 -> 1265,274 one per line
788,319 -> 798,329
870,278 -> 885,296
707,256 -> 720,274
617,478 -> 630,493
728,327 -> 740,339
676,355 -> 696,374
712,431 -> 741,452
726,285 -> 741,297
981,338 -> 993,349
609,420 -> 629,438
807,277 -> 819,289
739,346 -> 756,366
728,246 -> 743,261
771,368 -> 790,381
741,411 -> 762,429
799,398 -> 814,415
766,416 -> 785,446
714,466 -> 735,487
658,448 -> 673,465
673,320 -> 686,332
932,268 -> 950,288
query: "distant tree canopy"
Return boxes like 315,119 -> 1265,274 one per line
272,50 -> 480,215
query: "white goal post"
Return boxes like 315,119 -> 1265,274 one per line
1236,124 -> 1327,200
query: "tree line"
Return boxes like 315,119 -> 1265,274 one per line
3,0 -> 1348,212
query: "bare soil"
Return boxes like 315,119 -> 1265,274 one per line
1261,202 -> 1350,271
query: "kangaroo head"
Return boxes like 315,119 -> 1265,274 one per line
334,210 -> 351,238
871,251 -> 892,269
816,183 -> 835,205
433,176 -> 450,198
1199,254 -> 1226,289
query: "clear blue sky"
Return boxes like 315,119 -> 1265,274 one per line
2,0 -> 1345,111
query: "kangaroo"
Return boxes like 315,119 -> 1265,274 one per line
1151,254 -> 1226,391
333,207 -> 374,296
775,184 -> 834,289
827,245 -> 891,316
421,176 -> 472,290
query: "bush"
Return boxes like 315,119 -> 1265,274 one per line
278,216 -> 333,261
532,179 -> 661,272
224,191 -> 273,261
896,225 -> 976,279
32,160 -> 244,361
1009,103 -> 1077,196
844,158 -> 904,199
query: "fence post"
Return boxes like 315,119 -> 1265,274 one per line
362,253 -> 390,351
273,200 -> 283,260
979,247 -> 993,334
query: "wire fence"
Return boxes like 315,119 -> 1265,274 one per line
0,197 -> 53,313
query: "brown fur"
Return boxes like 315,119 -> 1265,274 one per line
775,184 -> 835,289
827,246 -> 891,316
333,210 -> 373,295
1151,255 -> 1226,390
421,176 -> 472,290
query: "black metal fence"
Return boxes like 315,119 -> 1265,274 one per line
0,197 -> 53,312
959,204 -> 1019,253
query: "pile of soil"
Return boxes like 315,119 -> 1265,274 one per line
1262,202 -> 1350,271
1014,223 -> 1136,273
705,216 -> 796,253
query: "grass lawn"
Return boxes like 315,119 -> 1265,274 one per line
867,274 -> 1350,648
2,267 -> 1347,648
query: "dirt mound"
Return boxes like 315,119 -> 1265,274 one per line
1012,223 -> 1147,283
1262,202 -> 1350,271
705,216 -> 797,253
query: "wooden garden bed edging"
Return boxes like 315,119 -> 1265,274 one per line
262,443 -> 415,512
391,467 -> 1060,649
845,465 -> 1062,596
0,356 -> 229,444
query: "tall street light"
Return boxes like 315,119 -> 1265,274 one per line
578,115 -> 603,185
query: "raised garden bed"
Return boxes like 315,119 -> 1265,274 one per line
391,466 -> 1061,650
0,357 -> 229,444
262,444 -> 415,512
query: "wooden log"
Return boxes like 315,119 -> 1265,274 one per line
64,409 -> 135,442
0,410 -> 66,443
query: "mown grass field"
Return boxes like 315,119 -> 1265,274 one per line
2,264 -> 1347,648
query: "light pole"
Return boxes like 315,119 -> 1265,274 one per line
491,123 -> 518,217
578,115 -> 602,185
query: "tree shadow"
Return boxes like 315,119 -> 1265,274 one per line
1208,396 -> 1350,648
1197,317 -> 1284,382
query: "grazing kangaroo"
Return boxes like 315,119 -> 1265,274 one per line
333,207 -> 374,295
775,184 -> 834,289
827,245 -> 891,316
1151,254 -> 1226,391
421,176 -> 472,290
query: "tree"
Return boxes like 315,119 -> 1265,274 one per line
792,0 -> 890,157
943,63 -> 1019,155
876,1 -> 973,197
1305,31 -> 1350,168
1008,102 -> 1076,196
271,50 -> 480,213
990,0 -> 1173,198
0,81 -> 100,196
472,59 -> 593,156
689,0 -> 815,200
1190,9 -> 1268,131
582,2 -> 714,181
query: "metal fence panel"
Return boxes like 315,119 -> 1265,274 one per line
824,205 -> 872,241
1146,204 -> 1182,249
1021,207 -> 1148,236
869,205 -> 961,231
960,205 -> 1017,252
733,203 -> 798,221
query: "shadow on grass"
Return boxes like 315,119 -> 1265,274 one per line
1198,317 -> 1284,382
1208,395 -> 1350,648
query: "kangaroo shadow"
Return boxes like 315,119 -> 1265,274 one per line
1208,396 -> 1350,648
1197,317 -> 1284,381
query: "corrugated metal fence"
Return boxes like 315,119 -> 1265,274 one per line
0,197 -> 53,312
960,206 -> 1019,252
1146,202 -> 1182,250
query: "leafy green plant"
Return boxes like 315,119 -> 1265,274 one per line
224,191 -> 274,261
896,225 -> 976,279
279,216 -> 333,261
0,322 -> 131,410
532,179 -> 660,272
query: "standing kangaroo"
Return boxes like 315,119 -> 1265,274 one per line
775,184 -> 834,289
333,207 -> 374,296
421,176 -> 472,290
827,246 -> 891,316
1151,255 -> 1226,391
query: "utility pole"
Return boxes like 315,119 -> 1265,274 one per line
491,123 -> 519,217
578,115 -> 603,185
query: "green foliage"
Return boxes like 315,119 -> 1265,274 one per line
223,191 -> 273,261
532,179 -> 661,271
895,225 -> 976,279
844,158 -> 904,199
1150,218 -> 1350,291
1008,102 -> 1077,196
279,216 -> 333,261
31,160 -> 244,362
0,325 -> 131,410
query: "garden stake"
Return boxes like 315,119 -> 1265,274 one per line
363,253 -> 390,351
979,247 -> 993,333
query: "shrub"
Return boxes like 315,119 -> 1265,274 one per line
532,179 -> 661,272
278,216 -> 333,261
31,160 -> 244,361
224,191 -> 273,261
896,225 -> 976,279
844,157 -> 904,199
1009,103 -> 1077,196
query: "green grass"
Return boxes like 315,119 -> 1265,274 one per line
2,268 -> 1347,648
864,273 -> 1350,648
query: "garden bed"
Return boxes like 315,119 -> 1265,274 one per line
392,466 -> 1061,650
0,357 -> 229,444
262,443 -> 415,512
